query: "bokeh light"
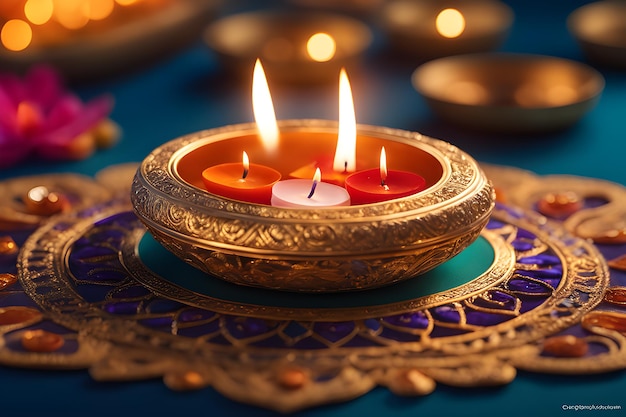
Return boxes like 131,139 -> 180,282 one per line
83,0 -> 115,21
436,8 -> 466,38
1,19 -> 33,51
306,32 -> 336,62
24,0 -> 54,25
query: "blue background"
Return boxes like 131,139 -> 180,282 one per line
1,0 -> 625,416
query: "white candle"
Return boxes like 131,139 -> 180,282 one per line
271,168 -> 350,208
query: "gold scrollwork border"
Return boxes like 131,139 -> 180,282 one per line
8,181 -> 612,412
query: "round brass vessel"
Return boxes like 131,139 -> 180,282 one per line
204,11 -> 372,84
412,53 -> 604,133
568,1 -> 626,69
380,0 -> 513,61
131,120 -> 494,292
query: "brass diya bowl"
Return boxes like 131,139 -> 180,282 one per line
412,53 -> 605,133
131,120 -> 494,292
0,0 -> 219,80
380,0 -> 513,61
203,11 -> 373,84
568,1 -> 626,69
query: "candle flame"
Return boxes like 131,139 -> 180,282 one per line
308,167 -> 321,199
252,58 -> 279,155
333,68 -> 357,173
380,147 -> 389,191
306,32 -> 336,62
242,151 -> 250,179
436,8 -> 465,38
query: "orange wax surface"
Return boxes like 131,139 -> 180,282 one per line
345,169 -> 427,205
288,156 -> 360,186
175,131 -> 445,198
201,163 -> 281,205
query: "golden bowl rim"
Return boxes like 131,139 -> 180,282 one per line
132,119 -> 493,221
167,120 -> 453,217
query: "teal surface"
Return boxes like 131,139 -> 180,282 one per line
139,233 -> 494,308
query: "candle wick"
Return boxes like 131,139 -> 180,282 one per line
307,179 -> 318,199
381,179 -> 390,191
343,161 -> 348,173
242,166 -> 249,179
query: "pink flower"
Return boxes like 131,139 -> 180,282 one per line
0,66 -> 113,168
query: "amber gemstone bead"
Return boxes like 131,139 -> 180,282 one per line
21,330 -> 65,352
277,368 -> 308,390
23,186 -> 68,216
0,273 -> 17,290
0,236 -> 18,255
537,191 -> 582,218
582,311 -> 626,333
0,307 -> 42,325
493,187 -> 507,204
388,369 -> 436,396
592,229 -> 626,245
604,286 -> 626,306
163,371 -> 207,391
542,335 -> 588,357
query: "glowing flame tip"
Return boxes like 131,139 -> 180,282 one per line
333,68 -> 357,173
242,151 -> 250,179
252,59 -> 279,154
308,168 -> 322,199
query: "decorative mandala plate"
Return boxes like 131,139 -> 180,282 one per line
1,167 -> 626,413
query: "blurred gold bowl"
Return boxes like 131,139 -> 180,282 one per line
380,0 -> 513,61
131,120 -> 494,292
412,53 -> 605,133
0,0 -> 219,81
203,11 -> 372,84
568,0 -> 626,69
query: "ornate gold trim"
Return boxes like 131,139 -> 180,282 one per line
7,196 -> 608,412
2,166 -> 624,412
125,226 -> 515,321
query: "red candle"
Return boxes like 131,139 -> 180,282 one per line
345,147 -> 427,205
201,151 -> 281,205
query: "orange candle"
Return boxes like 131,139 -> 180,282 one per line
201,151 -> 281,205
288,156 -> 357,186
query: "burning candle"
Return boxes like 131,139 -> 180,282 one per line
345,146 -> 426,205
201,151 -> 281,205
288,68 -> 359,186
200,59 -> 282,205
271,168 -> 350,208
381,0 -> 513,61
